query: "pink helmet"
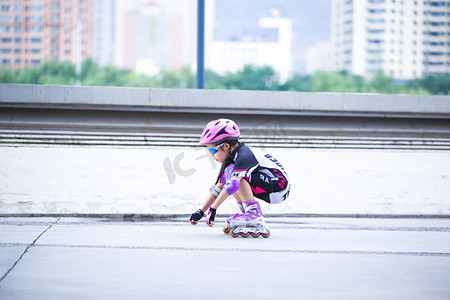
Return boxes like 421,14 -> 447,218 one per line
199,119 -> 240,144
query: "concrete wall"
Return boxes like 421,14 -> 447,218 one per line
1,84 -> 450,117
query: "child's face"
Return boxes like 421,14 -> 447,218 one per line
206,143 -> 229,163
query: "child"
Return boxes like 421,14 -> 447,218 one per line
189,118 -> 290,238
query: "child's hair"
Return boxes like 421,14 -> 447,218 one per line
215,139 -> 240,184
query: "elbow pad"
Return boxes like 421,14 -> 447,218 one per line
224,178 -> 240,195
220,164 -> 235,184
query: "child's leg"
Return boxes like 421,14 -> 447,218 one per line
235,179 -> 255,204
225,186 -> 246,230
235,179 -> 264,217
230,191 -> 244,214
232,191 -> 243,204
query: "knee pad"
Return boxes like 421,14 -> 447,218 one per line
224,178 -> 240,195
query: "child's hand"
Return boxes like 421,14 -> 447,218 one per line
206,208 -> 217,227
189,209 -> 204,225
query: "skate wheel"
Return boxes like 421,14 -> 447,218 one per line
250,232 -> 260,238
223,226 -> 231,234
261,230 -> 271,238
240,232 -> 250,238
230,229 -> 239,238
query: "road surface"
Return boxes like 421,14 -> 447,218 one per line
1,216 -> 449,299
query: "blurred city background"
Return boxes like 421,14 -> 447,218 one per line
0,0 -> 449,93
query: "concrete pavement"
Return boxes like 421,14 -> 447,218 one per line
0,216 -> 450,299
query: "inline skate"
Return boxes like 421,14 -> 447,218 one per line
223,202 -> 244,234
224,200 -> 270,238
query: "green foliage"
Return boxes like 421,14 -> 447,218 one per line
311,71 -> 366,93
82,66 -> 130,86
366,70 -> 400,94
0,69 -> 14,83
221,65 -> 279,90
408,73 -> 450,95
205,70 -> 226,89
80,57 -> 99,83
279,74 -> 312,92
159,66 -> 196,88
1,60 -> 76,85
1,59 -> 449,95
125,72 -> 161,88
19,60 -> 76,85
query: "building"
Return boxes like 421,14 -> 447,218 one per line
0,0 -> 196,73
92,0 -> 115,67
206,6 -> 293,82
306,42 -> 335,74
115,0 -> 197,74
0,0 -> 93,70
331,0 -> 450,80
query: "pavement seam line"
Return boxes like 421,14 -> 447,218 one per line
0,218 -> 59,284
29,243 -> 450,257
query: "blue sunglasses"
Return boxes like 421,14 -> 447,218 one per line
208,142 -> 225,155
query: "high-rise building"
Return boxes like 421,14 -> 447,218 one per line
206,5 -> 293,82
306,42 -> 335,74
332,0 -> 450,80
93,0 -> 115,67
0,0 -> 93,70
115,0 -> 197,74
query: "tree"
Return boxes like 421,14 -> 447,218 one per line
367,70 -> 399,94
38,60 -> 76,85
82,65 -> 130,86
205,70 -> 226,89
349,73 -> 366,93
279,74 -> 312,92
1,58 -> 447,95
159,66 -> 195,88
416,74 -> 450,95
80,57 -> 99,83
4,60 -> 76,85
222,65 -> 279,90
125,71 -> 162,88
157,66 -> 195,88
0,69 -> 14,83
312,71 -> 362,92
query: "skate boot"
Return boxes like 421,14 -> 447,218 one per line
223,202 -> 244,234
228,200 -> 270,238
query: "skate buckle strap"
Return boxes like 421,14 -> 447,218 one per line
244,201 -> 265,218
